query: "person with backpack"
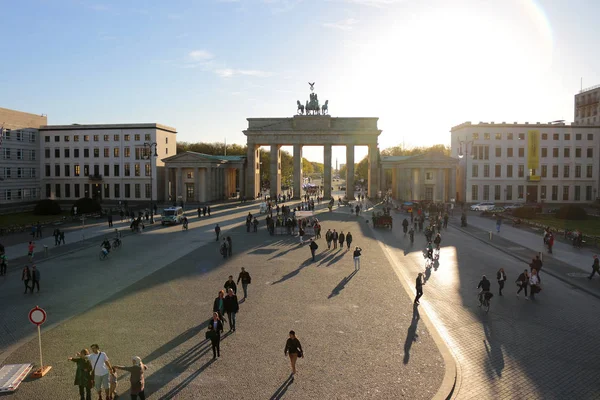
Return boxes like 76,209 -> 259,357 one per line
237,267 -> 252,299
309,239 -> 319,261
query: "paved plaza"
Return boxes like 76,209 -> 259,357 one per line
0,200 -> 446,399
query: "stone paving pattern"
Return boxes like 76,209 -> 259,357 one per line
1,203 -> 444,399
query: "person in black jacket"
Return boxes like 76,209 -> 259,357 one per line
224,288 -> 240,332
237,267 -> 251,299
353,247 -> 362,271
332,230 -> 339,249
338,231 -> 345,249
496,268 -> 507,296
414,273 -> 424,305
207,313 -> 224,359
516,269 -> 529,299
346,232 -> 353,250
212,290 -> 228,325
284,330 -> 303,375
308,239 -> 319,261
224,275 -> 237,294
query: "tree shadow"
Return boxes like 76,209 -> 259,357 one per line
269,374 -> 294,400
271,259 -> 312,285
403,304 -> 420,364
327,270 -> 358,299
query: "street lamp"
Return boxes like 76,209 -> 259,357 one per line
144,142 -> 158,224
457,139 -> 475,206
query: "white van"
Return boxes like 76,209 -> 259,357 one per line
162,207 -> 184,225
259,202 -> 268,214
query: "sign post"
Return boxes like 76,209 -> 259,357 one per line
29,306 -> 51,378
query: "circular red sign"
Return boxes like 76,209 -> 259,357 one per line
29,306 -> 47,326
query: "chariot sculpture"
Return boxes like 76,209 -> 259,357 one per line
296,82 -> 328,115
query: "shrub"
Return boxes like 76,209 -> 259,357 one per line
34,199 -> 62,215
556,205 -> 587,220
71,197 -> 101,215
512,207 -> 538,219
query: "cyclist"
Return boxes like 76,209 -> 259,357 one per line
408,227 -> 415,244
402,218 -> 409,235
433,233 -> 442,250
477,275 -> 491,305
182,216 -> 189,230
425,242 -> 433,260
101,237 -> 111,254
424,226 -> 432,242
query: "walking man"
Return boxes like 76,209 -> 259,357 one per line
87,344 -> 112,400
60,230 -> 66,245
224,288 -> 239,332
325,229 -> 332,249
414,273 -> 424,305
353,246 -> 362,271
224,275 -> 237,294
31,265 -> 40,293
346,232 -> 353,250
309,239 -> 319,261
237,267 -> 251,299
215,224 -> 221,241
338,231 -> 345,249
589,255 -> 600,280
107,214 -> 113,228
332,230 -> 338,249
496,215 -> 502,233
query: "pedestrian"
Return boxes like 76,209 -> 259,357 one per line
36,221 -> 42,238
213,290 -> 228,325
353,246 -> 362,271
22,265 -> 31,294
299,227 -> 305,244
338,231 -> 345,249
68,348 -> 93,400
496,216 -> 502,233
197,207 -> 202,218
53,228 -> 60,246
107,214 -> 113,228
31,224 -> 36,239
414,272 -> 424,305
516,269 -> 529,299
346,232 -> 353,250
207,313 -> 223,359
589,255 -> 600,280
496,268 -> 506,296
113,356 -> 147,400
532,255 -> 543,283
0,251 -> 7,276
60,230 -> 66,245
224,275 -> 237,294
226,236 -> 232,257
224,288 -> 239,332
87,344 -> 112,400
31,265 -> 40,293
325,229 -> 332,249
253,217 -> 259,232
284,330 -> 303,375
28,241 -> 35,261
332,230 -> 338,249
237,267 -> 251,299
529,269 -> 541,300
215,224 -> 221,241
207,206 -> 211,216
220,238 -> 228,259
309,239 -> 318,261
120,210 -> 124,222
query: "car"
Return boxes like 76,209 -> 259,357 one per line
487,206 -> 506,214
504,203 -> 524,210
470,202 -> 495,211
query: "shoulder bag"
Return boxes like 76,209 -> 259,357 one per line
89,352 -> 103,388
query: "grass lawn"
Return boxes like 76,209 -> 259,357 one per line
0,211 -> 72,227
525,214 -> 600,236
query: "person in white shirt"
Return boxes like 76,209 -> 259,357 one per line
87,344 -> 112,400
529,269 -> 540,300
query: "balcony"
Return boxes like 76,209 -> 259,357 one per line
88,174 -> 103,181
526,175 -> 541,182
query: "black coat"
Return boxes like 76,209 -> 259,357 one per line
224,280 -> 237,294
339,234 -> 345,243
213,297 -> 225,313
224,295 -> 239,313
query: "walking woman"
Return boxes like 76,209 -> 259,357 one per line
496,268 -> 507,296
213,290 -> 228,325
414,272 -> 424,305
68,349 -> 93,400
113,356 -> 148,400
516,269 -> 529,299
207,313 -> 224,359
284,330 -> 303,375
346,232 -> 353,250
22,265 -> 31,294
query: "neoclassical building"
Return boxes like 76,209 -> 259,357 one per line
381,152 -> 458,202
162,152 -> 245,203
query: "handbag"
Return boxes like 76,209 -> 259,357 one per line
297,350 -> 303,358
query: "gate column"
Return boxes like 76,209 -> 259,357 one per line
368,143 -> 379,198
346,144 -> 355,200
293,144 -> 303,199
246,144 -> 259,199
270,144 -> 281,199
324,144 -> 332,200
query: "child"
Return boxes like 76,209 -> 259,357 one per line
28,242 -> 35,262
109,366 -> 118,399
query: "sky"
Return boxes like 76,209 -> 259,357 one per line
2,0 -> 599,165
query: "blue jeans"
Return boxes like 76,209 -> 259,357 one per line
242,283 -> 248,298
227,312 -> 236,330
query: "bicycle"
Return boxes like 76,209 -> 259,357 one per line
423,250 -> 433,269
112,238 -> 122,250
478,291 -> 491,313
99,247 -> 110,260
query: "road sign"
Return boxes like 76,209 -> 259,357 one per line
28,306 -> 46,326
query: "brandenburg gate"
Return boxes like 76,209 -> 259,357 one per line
244,84 -> 382,200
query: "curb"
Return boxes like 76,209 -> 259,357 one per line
450,223 -> 600,301
369,226 -> 458,400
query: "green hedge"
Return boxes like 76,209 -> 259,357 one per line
33,199 -> 62,215
556,205 -> 587,220
512,207 -> 538,219
71,198 -> 101,215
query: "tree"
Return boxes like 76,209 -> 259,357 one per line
356,156 -> 369,182
381,144 -> 450,157
176,141 -> 246,156
302,158 -> 314,175
310,162 -> 324,174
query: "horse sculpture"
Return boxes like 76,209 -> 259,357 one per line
321,100 -> 329,115
297,100 -> 305,115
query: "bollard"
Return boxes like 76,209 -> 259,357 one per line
489,231 -> 493,240
44,245 -> 48,257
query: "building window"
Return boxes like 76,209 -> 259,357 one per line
587,148 -> 593,158
517,185 -> 524,199
472,165 -> 478,178
495,164 -> 501,177
145,183 -> 151,198
74,149 -> 80,158
145,134 -> 151,141
94,165 -> 100,176
54,135 -> 60,142
45,136 -> 50,143
518,148 -> 525,158
563,186 -> 569,201
104,148 -> 109,157
134,163 -> 140,176
541,148 -> 547,158
124,184 -> 131,198
483,164 -> 489,177
507,165 -> 513,178
74,164 -> 80,176
565,133 -> 571,140
507,133 -> 513,140
506,185 -> 512,200
114,165 -> 120,177
114,184 -> 120,198
84,149 -> 90,158
472,185 -> 478,201
64,165 -> 70,177
74,135 -> 79,142
586,186 -> 592,201
494,185 -> 501,200
135,147 -> 143,160
552,165 -> 558,178
494,133 -> 501,140
507,148 -> 513,157
124,147 -> 130,157
114,148 -> 120,157
551,185 -> 558,201
540,186 -> 546,199
103,135 -> 109,141
104,184 -> 110,198
587,165 -> 593,178
114,134 -> 120,141
576,134 -> 582,140
134,134 -> 140,141
124,163 -> 130,176
518,133 -> 525,140
541,133 -> 548,140
553,133 -> 559,140
564,165 -> 570,178
84,165 -> 89,176
541,165 -> 547,177
45,165 -> 51,177
135,184 -> 141,198
588,133 -> 594,140
483,185 -> 490,200
45,184 -> 51,198
165,137 -> 169,144
552,148 -> 559,158
74,184 -> 80,198
64,135 -> 70,142
31,150 -> 36,161
564,148 -> 570,157
124,135 -> 130,141
145,164 -> 151,177
55,165 -> 60,177
575,148 -> 582,158
93,135 -> 99,142
55,184 -> 61,198
575,186 -> 581,201
65,184 -> 71,198
55,149 -> 60,158
483,132 -> 489,140
84,135 -> 90,142
104,165 -> 110,177
64,148 -> 70,158
495,147 -> 501,157
518,165 -> 524,178
165,148 -> 168,155
94,148 -> 100,158
575,165 -> 582,178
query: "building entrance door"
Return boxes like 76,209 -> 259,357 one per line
186,183 -> 195,201
526,185 -> 538,203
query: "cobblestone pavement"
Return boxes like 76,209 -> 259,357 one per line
371,211 -> 600,400
2,206 -> 445,399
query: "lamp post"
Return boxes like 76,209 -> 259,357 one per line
457,139 -> 475,206
144,142 -> 158,224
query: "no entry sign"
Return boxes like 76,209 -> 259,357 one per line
28,306 -> 46,326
